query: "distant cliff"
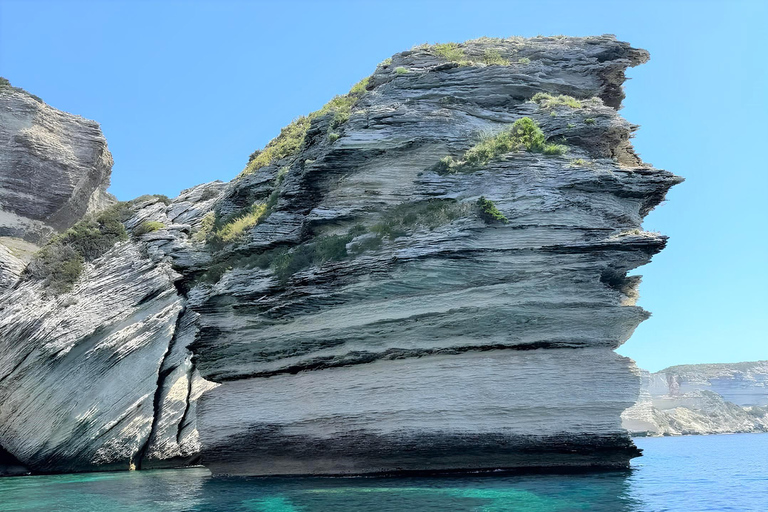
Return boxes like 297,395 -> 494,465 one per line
622,361 -> 768,436
0,35 -> 682,476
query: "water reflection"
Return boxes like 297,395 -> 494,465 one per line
4,435 -> 767,512
0,468 -> 642,512
192,471 -> 643,512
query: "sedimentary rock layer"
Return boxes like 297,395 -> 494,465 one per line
0,80 -> 114,241
186,35 -> 681,475
0,35 -> 682,476
0,194 -> 218,473
199,349 -> 641,475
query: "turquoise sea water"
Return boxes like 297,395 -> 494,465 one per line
0,434 -> 766,511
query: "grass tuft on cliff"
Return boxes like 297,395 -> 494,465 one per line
133,221 -> 165,237
240,77 -> 371,177
25,203 -> 133,293
432,43 -> 467,63
242,117 -> 311,176
432,117 -> 566,173
215,203 -> 268,242
531,92 -> 582,109
482,49 -> 510,66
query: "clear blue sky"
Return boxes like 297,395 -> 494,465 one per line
0,0 -> 765,372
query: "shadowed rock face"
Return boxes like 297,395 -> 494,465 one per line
0,35 -> 682,476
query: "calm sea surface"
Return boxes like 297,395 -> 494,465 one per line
0,433 -> 766,511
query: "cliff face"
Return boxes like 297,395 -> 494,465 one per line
0,35 -> 682,476
0,79 -> 115,290
187,35 -> 680,476
622,362 -> 768,436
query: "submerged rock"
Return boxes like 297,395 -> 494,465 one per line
0,35 -> 682,476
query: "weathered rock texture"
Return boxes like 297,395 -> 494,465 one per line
186,35 -> 681,475
0,35 -> 682,476
0,80 -> 219,473
622,362 -> 768,436
0,79 -> 115,292
0,194 -> 220,473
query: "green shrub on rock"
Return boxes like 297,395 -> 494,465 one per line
431,117 -> 569,174
542,143 -> 568,155
482,49 -> 509,66
240,77 -> 372,177
531,92 -> 582,109
25,202 -> 133,293
476,196 -> 508,224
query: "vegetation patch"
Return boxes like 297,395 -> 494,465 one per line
193,212 -> 216,242
432,43 -> 467,64
130,194 -> 171,206
215,203 -> 268,243
584,118 -> 596,125
569,158 -> 593,167
369,199 -> 470,240
25,202 -> 133,293
133,221 -> 165,237
240,77 -> 371,177
542,143 -> 568,155
200,199 -> 472,285
517,57 -> 531,64
206,166 -> 290,246
482,49 -> 509,66
0,76 -> 43,103
531,92 -> 582,109
242,116 -> 311,176
476,196 -> 508,224
432,117 -> 566,174
395,66 -> 409,75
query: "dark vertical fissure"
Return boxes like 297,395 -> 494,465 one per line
176,359 -> 195,446
135,306 -> 187,470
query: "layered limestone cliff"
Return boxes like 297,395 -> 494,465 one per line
0,35 -> 682,476
622,362 -> 768,436
0,78 -> 115,291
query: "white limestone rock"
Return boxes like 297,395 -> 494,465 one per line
0,80 -> 115,242
623,363 -> 768,436
0,240 -> 184,472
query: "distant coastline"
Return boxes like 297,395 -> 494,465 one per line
623,361 -> 768,436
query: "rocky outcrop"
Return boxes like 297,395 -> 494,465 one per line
0,193 -> 221,473
0,78 -> 115,293
0,35 -> 682,476
622,362 -> 768,436
185,35 -> 680,475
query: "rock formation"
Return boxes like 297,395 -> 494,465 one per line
0,78 -> 115,292
622,362 -> 768,436
0,35 -> 682,476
